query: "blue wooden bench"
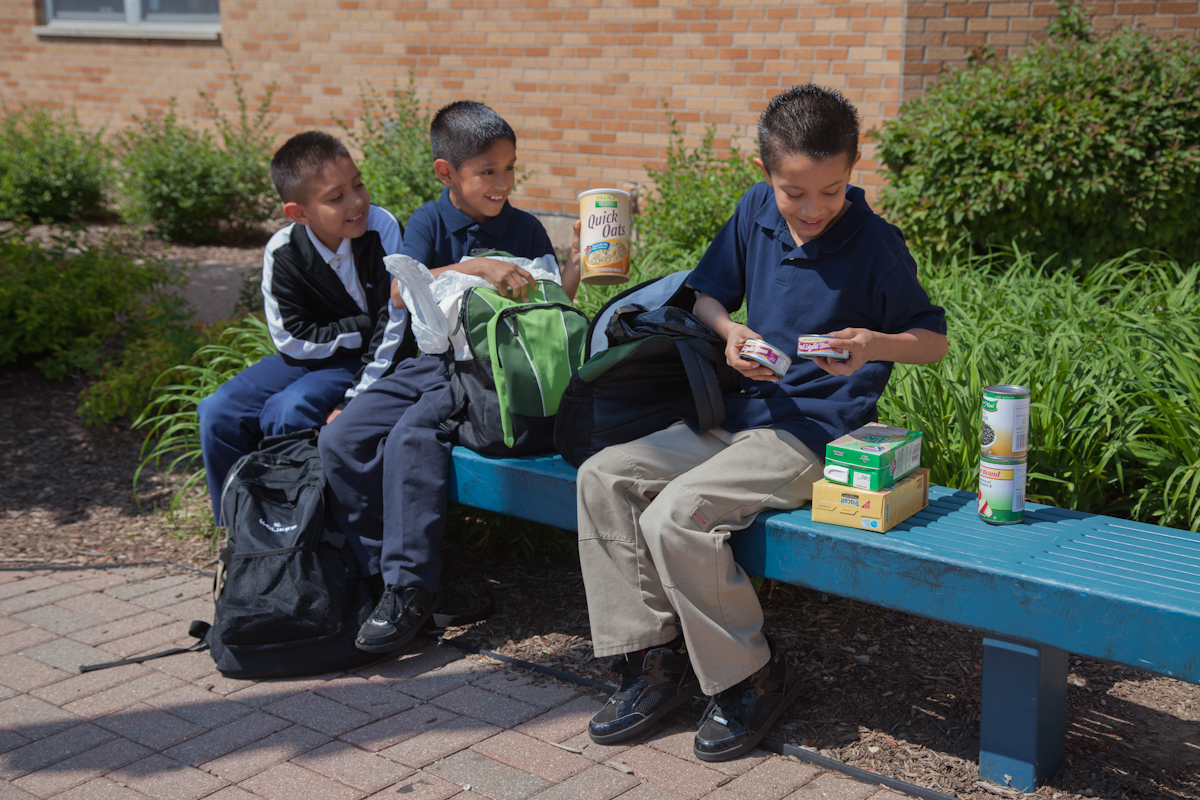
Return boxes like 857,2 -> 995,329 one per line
447,446 -> 1200,792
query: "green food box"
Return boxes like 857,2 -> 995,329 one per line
822,462 -> 897,492
824,423 -> 922,489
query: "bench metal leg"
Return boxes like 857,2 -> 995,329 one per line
979,636 -> 1068,791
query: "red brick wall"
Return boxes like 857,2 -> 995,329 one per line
0,0 -> 905,215
903,0 -> 1200,100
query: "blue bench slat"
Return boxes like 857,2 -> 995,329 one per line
447,448 -> 1200,684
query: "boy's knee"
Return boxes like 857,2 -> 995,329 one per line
578,446 -> 633,489
261,392 -> 324,436
197,389 -> 236,439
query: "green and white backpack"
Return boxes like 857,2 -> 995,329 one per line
444,278 -> 588,456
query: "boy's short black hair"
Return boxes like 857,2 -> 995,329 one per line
430,101 -> 517,168
758,84 -> 861,174
270,131 -> 352,204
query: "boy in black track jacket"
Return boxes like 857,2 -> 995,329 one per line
197,131 -> 409,520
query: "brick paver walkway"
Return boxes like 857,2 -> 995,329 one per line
0,565 -> 906,800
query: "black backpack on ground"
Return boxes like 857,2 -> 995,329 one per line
205,429 -> 381,679
553,270 -> 741,468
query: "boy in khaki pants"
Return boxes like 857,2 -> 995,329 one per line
578,84 -> 948,761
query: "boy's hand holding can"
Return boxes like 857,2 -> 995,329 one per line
727,324 -> 782,382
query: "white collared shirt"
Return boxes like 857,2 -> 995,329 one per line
306,226 -> 369,314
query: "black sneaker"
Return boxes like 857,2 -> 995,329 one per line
355,585 -> 437,654
589,637 -> 698,745
693,637 -> 800,762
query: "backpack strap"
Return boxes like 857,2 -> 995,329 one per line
675,338 -> 727,434
79,620 -> 211,673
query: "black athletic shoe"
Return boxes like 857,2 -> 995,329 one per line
355,586 -> 437,654
693,637 -> 800,762
589,637 -> 698,745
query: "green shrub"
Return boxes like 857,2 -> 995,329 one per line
119,70 -> 276,244
337,80 -> 444,223
134,315 -> 275,512
880,249 -> 1200,531
637,110 -> 760,257
875,0 -> 1200,267
0,102 -> 108,221
0,222 -> 190,385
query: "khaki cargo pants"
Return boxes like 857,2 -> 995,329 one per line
577,422 -> 822,695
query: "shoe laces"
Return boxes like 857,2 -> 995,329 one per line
371,586 -> 401,622
612,651 -> 646,689
704,682 -> 749,728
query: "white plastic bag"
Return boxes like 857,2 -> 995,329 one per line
384,253 -> 564,360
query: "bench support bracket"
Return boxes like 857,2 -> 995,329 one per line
978,636 -> 1068,791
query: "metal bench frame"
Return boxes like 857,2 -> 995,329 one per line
448,447 -> 1200,790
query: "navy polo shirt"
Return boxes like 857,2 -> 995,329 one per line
688,182 -> 947,455
400,187 -> 556,269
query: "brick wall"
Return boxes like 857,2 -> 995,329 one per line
0,0 -> 904,215
903,0 -> 1200,100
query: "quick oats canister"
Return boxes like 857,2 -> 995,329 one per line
981,384 -> 1030,458
978,455 -> 1026,525
578,188 -> 631,286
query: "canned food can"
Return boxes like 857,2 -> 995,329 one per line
578,189 -> 631,286
978,455 -> 1026,525
796,335 -> 850,361
982,384 -> 1030,458
739,339 -> 791,377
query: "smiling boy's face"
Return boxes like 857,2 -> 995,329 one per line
436,139 -> 517,223
283,156 -> 371,251
757,150 -> 861,245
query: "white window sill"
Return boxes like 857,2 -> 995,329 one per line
34,22 -> 220,40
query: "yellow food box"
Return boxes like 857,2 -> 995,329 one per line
811,468 -> 930,533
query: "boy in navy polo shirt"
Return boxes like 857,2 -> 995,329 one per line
197,131 -> 403,521
577,84 -> 948,761
319,101 -> 580,655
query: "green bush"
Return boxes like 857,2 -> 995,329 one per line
119,71 -> 276,244
0,102 -> 108,221
637,111 -> 760,257
0,222 -> 193,389
338,80 -> 444,223
880,249 -> 1200,531
874,0 -> 1200,267
134,315 -> 276,512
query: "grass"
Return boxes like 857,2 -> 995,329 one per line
133,315 -> 275,516
880,249 -> 1200,529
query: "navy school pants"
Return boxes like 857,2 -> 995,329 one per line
197,353 -> 359,521
318,353 -> 456,593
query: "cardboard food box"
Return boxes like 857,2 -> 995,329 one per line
825,423 -> 922,489
811,468 -> 930,533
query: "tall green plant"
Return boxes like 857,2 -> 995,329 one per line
337,79 -> 444,222
875,0 -> 1200,266
880,250 -> 1200,530
637,110 -> 760,256
0,101 -> 109,221
120,63 -> 277,243
134,315 -> 276,512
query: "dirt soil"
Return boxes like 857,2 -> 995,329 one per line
3,231 -> 1198,800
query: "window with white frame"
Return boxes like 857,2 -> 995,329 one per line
39,0 -> 220,38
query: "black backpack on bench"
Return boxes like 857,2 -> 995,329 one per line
553,270 -> 741,468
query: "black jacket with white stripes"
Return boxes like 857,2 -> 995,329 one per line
261,208 -> 416,385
